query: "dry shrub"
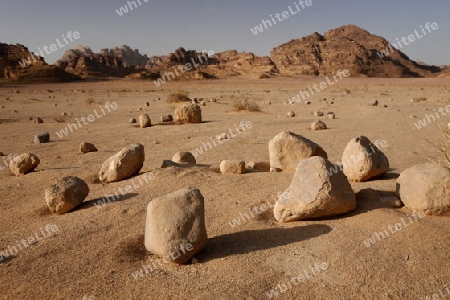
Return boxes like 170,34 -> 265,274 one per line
231,99 -> 261,112
166,90 -> 191,103
426,123 -> 450,167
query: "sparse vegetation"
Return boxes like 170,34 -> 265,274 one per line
231,98 -> 261,112
166,90 -> 191,103
426,123 -> 450,167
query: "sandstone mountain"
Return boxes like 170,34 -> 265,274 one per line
55,45 -> 148,79
0,43 -> 80,83
270,24 -> 440,78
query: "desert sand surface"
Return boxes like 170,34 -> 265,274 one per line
1,77 -> 449,300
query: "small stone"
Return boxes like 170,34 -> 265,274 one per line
314,111 -> 324,117
129,118 -> 137,124
45,176 -> 89,214
154,140 -> 160,144
311,121 -> 327,131
139,114 -> 151,128
287,111 -> 295,117
305,101 -> 311,105
327,112 -> 335,119
34,132 -> 50,144
61,112 -> 68,116
370,99 -> 378,106
160,115 -> 173,122
220,160 -> 245,174
264,101 -> 271,105
145,102 -> 150,106
80,142 -> 98,153
172,152 -> 196,164
34,117 -> 44,124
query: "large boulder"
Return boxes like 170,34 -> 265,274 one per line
174,104 -> 202,124
9,153 -> 40,176
145,187 -> 207,264
274,156 -> 356,222
397,164 -> 450,215
45,176 -> 89,214
269,131 -> 327,172
342,136 -> 389,182
139,114 -> 151,128
99,143 -> 145,183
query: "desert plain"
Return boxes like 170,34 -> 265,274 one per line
0,76 -> 449,300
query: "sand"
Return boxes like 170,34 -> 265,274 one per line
0,76 -> 449,299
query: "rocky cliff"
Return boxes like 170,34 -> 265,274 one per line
270,24 -> 440,78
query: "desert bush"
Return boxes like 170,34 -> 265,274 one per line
231,98 -> 261,112
166,90 -> 191,103
426,123 -> 450,167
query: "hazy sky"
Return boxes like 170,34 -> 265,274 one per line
1,0 -> 449,65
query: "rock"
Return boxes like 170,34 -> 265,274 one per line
311,121 -> 327,131
160,115 -> 173,122
305,101 -> 311,105
355,188 -> 379,202
80,142 -> 98,153
153,140 -> 160,144
370,99 -> 378,106
98,143 -> 145,183
34,117 -> 44,124
145,187 -> 208,264
45,176 -> 89,214
34,132 -> 50,144
139,114 -> 151,128
314,111 -> 324,117
342,136 -> 389,182
396,164 -> 450,215
0,152 -> 4,156
172,152 -> 196,164
327,112 -> 335,119
287,111 -> 295,117
216,133 -> 228,140
379,196 -> 403,208
274,156 -> 356,222
9,153 -> 40,176
129,117 -> 137,124
61,112 -> 68,116
269,131 -> 327,172
220,160 -> 245,174
246,161 -> 270,172
145,101 -> 150,106
174,104 -> 202,124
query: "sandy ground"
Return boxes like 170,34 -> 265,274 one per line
0,76 -> 449,300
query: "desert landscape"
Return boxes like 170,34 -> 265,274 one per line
1,5 -> 450,300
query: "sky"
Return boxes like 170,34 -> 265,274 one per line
1,0 -> 449,65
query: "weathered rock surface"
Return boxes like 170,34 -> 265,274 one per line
274,156 -> 356,222
397,164 -> 450,215
45,176 -> 89,214
172,152 -> 196,164
139,114 -> 151,128
269,131 -> 327,172
174,104 -> 202,124
34,132 -> 50,144
145,187 -> 207,264
342,136 -> 389,182
99,143 -> 145,183
9,153 -> 40,176
80,142 -> 98,153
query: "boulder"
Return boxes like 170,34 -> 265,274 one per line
342,136 -> 389,182
174,104 -> 202,124
397,164 -> 450,215
139,114 -> 151,128
34,132 -> 50,144
172,152 -> 196,164
274,156 -> 356,222
311,120 -> 327,130
80,142 -> 98,153
99,143 -> 145,183
145,187 -> 207,264
45,176 -> 89,214
220,160 -> 245,174
269,131 -> 327,172
9,153 -> 40,176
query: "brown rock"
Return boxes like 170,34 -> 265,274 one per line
9,153 -> 40,176
45,176 -> 89,214
174,104 -> 202,124
99,143 -> 145,183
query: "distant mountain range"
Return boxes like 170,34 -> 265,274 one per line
0,25 -> 446,83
